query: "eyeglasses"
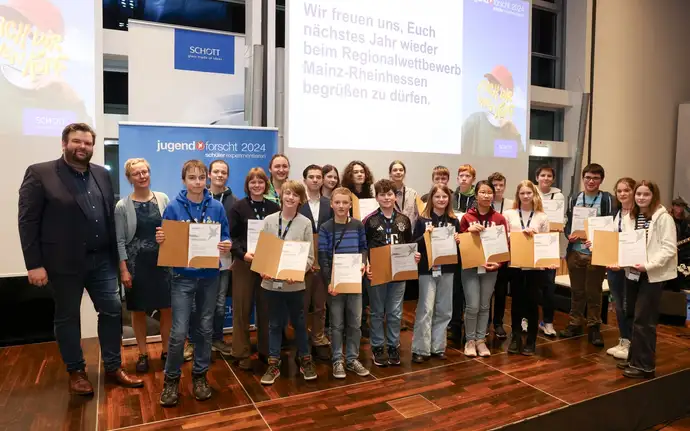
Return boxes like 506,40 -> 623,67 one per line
583,176 -> 601,182
131,170 -> 149,178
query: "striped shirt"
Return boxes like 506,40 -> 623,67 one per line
318,218 -> 368,286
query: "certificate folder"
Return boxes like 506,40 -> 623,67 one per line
330,256 -> 362,294
509,233 -> 561,268
416,196 -> 426,215
423,231 -> 458,269
157,220 -> 219,268
370,245 -> 418,286
458,232 -> 511,269
591,231 -> 619,267
250,231 -> 307,281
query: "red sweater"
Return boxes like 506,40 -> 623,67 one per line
460,207 -> 509,232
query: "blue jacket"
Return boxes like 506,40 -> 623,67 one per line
162,189 -> 230,278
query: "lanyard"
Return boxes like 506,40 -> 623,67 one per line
278,213 -> 294,239
617,210 -> 623,232
183,202 -> 208,223
249,199 -> 266,220
396,187 -> 406,212
381,210 -> 396,244
582,192 -> 601,208
492,199 -> 504,214
332,218 -> 350,252
519,210 -> 534,230
477,210 -> 491,228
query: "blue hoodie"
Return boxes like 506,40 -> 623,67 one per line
162,189 -> 230,278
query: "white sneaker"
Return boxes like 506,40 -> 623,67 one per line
476,340 -> 491,357
613,339 -> 631,360
543,323 -> 557,337
521,318 -> 528,333
464,340 -> 477,357
607,338 -> 625,356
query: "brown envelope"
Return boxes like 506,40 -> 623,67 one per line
424,230 -> 458,269
250,231 -> 308,282
157,220 -> 220,269
549,222 -> 564,232
458,232 -> 510,269
573,219 -> 588,240
352,195 -> 361,220
416,196 -> 426,215
370,245 -> 418,285
509,233 -> 560,268
591,231 -> 619,267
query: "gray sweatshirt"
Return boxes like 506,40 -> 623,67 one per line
260,211 -> 314,292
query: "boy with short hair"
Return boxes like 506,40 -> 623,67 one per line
420,165 -> 450,202
453,164 -> 476,213
364,179 -> 420,366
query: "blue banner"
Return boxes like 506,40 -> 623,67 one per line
118,123 -> 278,200
174,28 -> 235,75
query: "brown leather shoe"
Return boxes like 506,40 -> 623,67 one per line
69,371 -> 94,396
105,368 -> 144,388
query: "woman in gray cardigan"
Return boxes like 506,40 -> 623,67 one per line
115,158 -> 171,373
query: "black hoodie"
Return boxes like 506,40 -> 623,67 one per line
210,187 -> 237,222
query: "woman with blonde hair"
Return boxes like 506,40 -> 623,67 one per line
502,180 -> 551,356
115,158 -> 171,373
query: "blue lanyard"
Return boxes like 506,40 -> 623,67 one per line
582,192 -> 601,208
183,202 -> 208,223
381,210 -> 396,245
519,210 -> 534,230
249,198 -> 266,220
278,213 -> 294,239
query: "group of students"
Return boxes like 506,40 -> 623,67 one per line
116,153 -> 678,408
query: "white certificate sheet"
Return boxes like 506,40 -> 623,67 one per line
276,241 -> 311,274
188,223 -> 221,264
534,233 -> 560,264
543,200 -> 565,224
479,225 -> 509,261
390,243 -> 418,276
572,207 -> 598,232
618,230 -> 647,267
358,198 -> 379,220
247,219 -> 265,253
587,216 -> 614,246
431,226 -> 457,260
333,254 -> 362,285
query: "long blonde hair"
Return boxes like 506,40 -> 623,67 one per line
512,180 -> 544,212
422,185 -> 456,219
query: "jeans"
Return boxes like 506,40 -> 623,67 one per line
542,269 -> 557,324
51,253 -> 122,373
412,273 -> 453,356
607,269 -> 633,340
329,293 -> 362,363
265,289 -> 309,359
567,251 -> 606,327
625,275 -> 664,372
448,266 -> 465,333
165,274 -> 219,379
462,268 -> 498,341
213,270 -> 231,341
368,281 -> 406,349
510,269 -> 543,342
490,266 -> 510,326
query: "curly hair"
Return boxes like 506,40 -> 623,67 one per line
341,160 -> 374,198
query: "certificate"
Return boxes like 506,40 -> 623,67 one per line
390,243 -> 418,277
358,198 -> 379,220
572,207 -> 598,234
533,233 -> 560,265
618,230 -> 647,267
479,225 -> 509,261
587,216 -> 614,246
276,241 -> 311,274
247,219 -> 265,253
431,226 -> 457,260
187,224 -> 220,264
543,200 -> 565,230
333,254 -> 362,293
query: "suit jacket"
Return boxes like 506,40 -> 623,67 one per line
18,158 -> 118,275
299,196 -> 333,233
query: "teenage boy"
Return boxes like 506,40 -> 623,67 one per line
155,160 -> 231,407
299,164 -> 334,360
535,165 -> 565,336
318,187 -> 370,378
420,165 -> 451,202
560,163 -> 616,346
487,172 -> 512,338
364,179 -> 421,366
453,164 -> 476,213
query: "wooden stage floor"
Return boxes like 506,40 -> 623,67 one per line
1,301 -> 688,431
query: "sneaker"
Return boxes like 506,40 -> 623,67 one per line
521,339 -> 536,356
559,324 -> 584,338
387,346 -> 401,366
346,359 -> 370,377
412,353 -> 426,363
476,340 -> 491,357
159,377 -> 180,407
508,333 -> 521,354
192,373 -> 212,401
613,339 -> 631,360
237,357 -> 253,371
494,325 -> 507,339
183,343 -> 194,362
372,346 -> 388,367
521,318 -> 528,333
135,354 -> 149,373
299,355 -> 318,381
332,361 -> 346,379
588,325 -> 604,347
261,358 -> 281,385
539,322 -> 557,337
607,338 -> 625,356
211,340 -> 233,356
464,340 -> 477,357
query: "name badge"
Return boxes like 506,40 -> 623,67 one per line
477,266 -> 487,275
272,281 -> 284,290
432,265 -> 442,278
626,269 -> 640,282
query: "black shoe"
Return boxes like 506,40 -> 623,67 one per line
588,325 -> 604,347
412,353 -> 426,364
617,361 -> 630,370
521,339 -> 536,356
623,367 -> 655,379
135,354 -> 149,373
192,373 -> 212,401
387,346 -> 401,366
313,345 -> 331,361
494,325 -> 507,339
159,376 -> 180,407
372,346 -> 388,367
431,352 -> 447,360
508,333 -> 521,354
559,325 -> 584,338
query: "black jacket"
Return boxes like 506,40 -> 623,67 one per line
18,158 -> 118,275
228,197 -> 280,260
210,187 -> 237,223
298,196 -> 333,233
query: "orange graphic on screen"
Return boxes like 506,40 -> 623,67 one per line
477,65 -> 515,123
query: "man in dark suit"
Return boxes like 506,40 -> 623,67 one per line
18,123 -> 144,395
300,164 -> 334,360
